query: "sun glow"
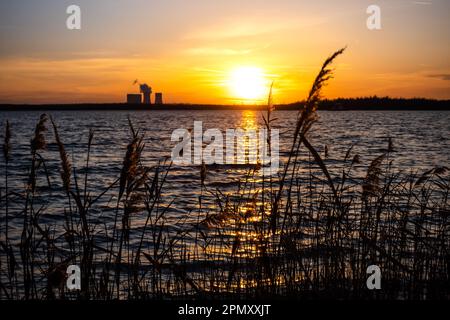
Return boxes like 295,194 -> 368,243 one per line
228,67 -> 268,101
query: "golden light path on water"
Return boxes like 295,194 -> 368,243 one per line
197,110 -> 276,279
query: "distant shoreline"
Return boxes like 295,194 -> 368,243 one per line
1,97 -> 449,111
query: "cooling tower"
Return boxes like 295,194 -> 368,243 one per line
143,92 -> 151,104
127,94 -> 142,104
154,93 -> 163,105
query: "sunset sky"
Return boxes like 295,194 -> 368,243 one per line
0,0 -> 449,104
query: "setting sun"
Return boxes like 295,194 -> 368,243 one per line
228,67 -> 268,101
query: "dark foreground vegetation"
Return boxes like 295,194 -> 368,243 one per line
0,49 -> 449,300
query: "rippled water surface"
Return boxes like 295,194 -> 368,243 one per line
0,109 -> 449,238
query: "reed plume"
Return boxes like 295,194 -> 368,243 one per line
118,133 -> 144,201
362,154 -> 385,197
28,114 -> 48,192
51,117 -> 72,193
263,81 -> 275,128
122,118 -> 145,198
415,166 -> 448,187
299,47 -> 346,136
30,114 -> 48,154
118,128 -> 145,233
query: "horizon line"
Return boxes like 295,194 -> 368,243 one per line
1,96 -> 450,106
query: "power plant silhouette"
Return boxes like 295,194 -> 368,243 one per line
127,80 -> 163,105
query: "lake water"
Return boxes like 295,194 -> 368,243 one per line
0,110 -> 449,230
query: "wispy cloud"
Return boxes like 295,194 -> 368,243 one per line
427,74 -> 450,81
185,47 -> 253,56
185,16 -> 326,41
412,1 -> 432,5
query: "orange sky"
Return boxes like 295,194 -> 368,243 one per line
0,0 -> 449,104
